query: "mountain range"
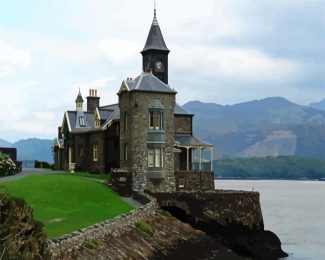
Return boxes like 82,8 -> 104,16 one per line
184,97 -> 325,159
1,96 -> 324,163
309,98 -> 325,111
0,138 -> 54,163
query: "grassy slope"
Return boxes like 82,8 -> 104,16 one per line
1,174 -> 133,238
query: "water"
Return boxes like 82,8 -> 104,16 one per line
215,180 -> 325,260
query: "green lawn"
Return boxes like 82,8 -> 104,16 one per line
56,171 -> 111,180
1,174 -> 133,238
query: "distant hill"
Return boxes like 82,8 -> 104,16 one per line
0,138 -> 54,163
309,98 -> 325,111
183,97 -> 325,159
13,138 -> 54,163
0,139 -> 12,147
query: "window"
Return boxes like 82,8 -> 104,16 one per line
178,178 -> 185,188
79,116 -> 86,127
148,148 -> 164,168
148,149 -> 154,167
124,112 -> 128,131
79,145 -> 83,156
124,143 -> 128,161
149,111 -> 163,130
93,144 -> 98,161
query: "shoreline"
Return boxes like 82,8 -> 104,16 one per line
215,177 -> 325,181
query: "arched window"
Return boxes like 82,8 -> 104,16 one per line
93,144 -> 98,162
124,143 -> 128,161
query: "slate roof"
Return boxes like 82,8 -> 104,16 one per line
174,134 -> 212,147
124,72 -> 176,93
98,109 -> 111,119
75,90 -> 84,103
141,10 -> 169,53
100,104 -> 120,121
65,104 -> 120,133
174,103 -> 193,116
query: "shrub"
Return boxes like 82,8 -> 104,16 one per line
0,190 -> 50,259
0,153 -> 16,177
135,221 -> 154,237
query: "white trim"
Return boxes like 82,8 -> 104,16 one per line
62,111 -> 72,132
134,73 -> 144,90
101,119 -> 113,130
118,80 -> 130,94
94,108 -> 101,128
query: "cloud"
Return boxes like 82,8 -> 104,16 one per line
0,40 -> 30,78
99,38 -> 142,64
0,65 -> 14,78
171,45 -> 300,83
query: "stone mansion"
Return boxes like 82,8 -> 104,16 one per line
54,8 -> 214,192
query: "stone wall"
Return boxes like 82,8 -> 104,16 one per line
174,115 -> 192,134
175,171 -> 215,191
151,190 -> 264,230
119,90 -> 176,193
48,193 -> 158,258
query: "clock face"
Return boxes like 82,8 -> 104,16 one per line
155,61 -> 164,71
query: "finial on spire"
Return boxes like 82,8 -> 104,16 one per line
154,0 -> 156,18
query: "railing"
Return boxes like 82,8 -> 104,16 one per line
190,162 -> 212,172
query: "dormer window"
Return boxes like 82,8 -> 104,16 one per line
79,116 -> 85,127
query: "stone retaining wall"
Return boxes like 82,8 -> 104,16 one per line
150,189 -> 264,230
48,193 -> 158,258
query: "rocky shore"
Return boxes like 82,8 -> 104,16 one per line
49,191 -> 287,259
57,213 -> 243,260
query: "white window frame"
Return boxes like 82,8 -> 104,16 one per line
148,148 -> 164,168
148,149 -> 154,167
79,116 -> 86,127
93,144 -> 98,161
149,111 -> 163,130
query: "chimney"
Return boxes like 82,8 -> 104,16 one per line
87,88 -> 100,113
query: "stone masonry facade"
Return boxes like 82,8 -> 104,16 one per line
119,91 -> 176,193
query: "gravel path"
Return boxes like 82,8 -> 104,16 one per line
0,168 -> 64,183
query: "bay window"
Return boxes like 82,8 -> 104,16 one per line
149,111 -> 163,130
148,148 -> 164,168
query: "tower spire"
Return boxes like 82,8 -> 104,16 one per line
154,0 -> 156,18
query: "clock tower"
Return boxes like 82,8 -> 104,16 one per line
141,7 -> 169,84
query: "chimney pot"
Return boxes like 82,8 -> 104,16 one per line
95,89 -> 97,97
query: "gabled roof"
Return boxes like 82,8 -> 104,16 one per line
120,72 -> 176,94
54,138 -> 64,148
174,103 -> 193,116
63,104 -> 120,133
141,9 -> 169,53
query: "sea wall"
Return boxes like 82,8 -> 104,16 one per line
151,190 -> 264,230
48,193 -> 158,259
48,190 -> 286,259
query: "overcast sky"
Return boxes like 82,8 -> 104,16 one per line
0,0 -> 324,142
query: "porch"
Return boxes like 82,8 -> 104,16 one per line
174,134 -> 215,191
